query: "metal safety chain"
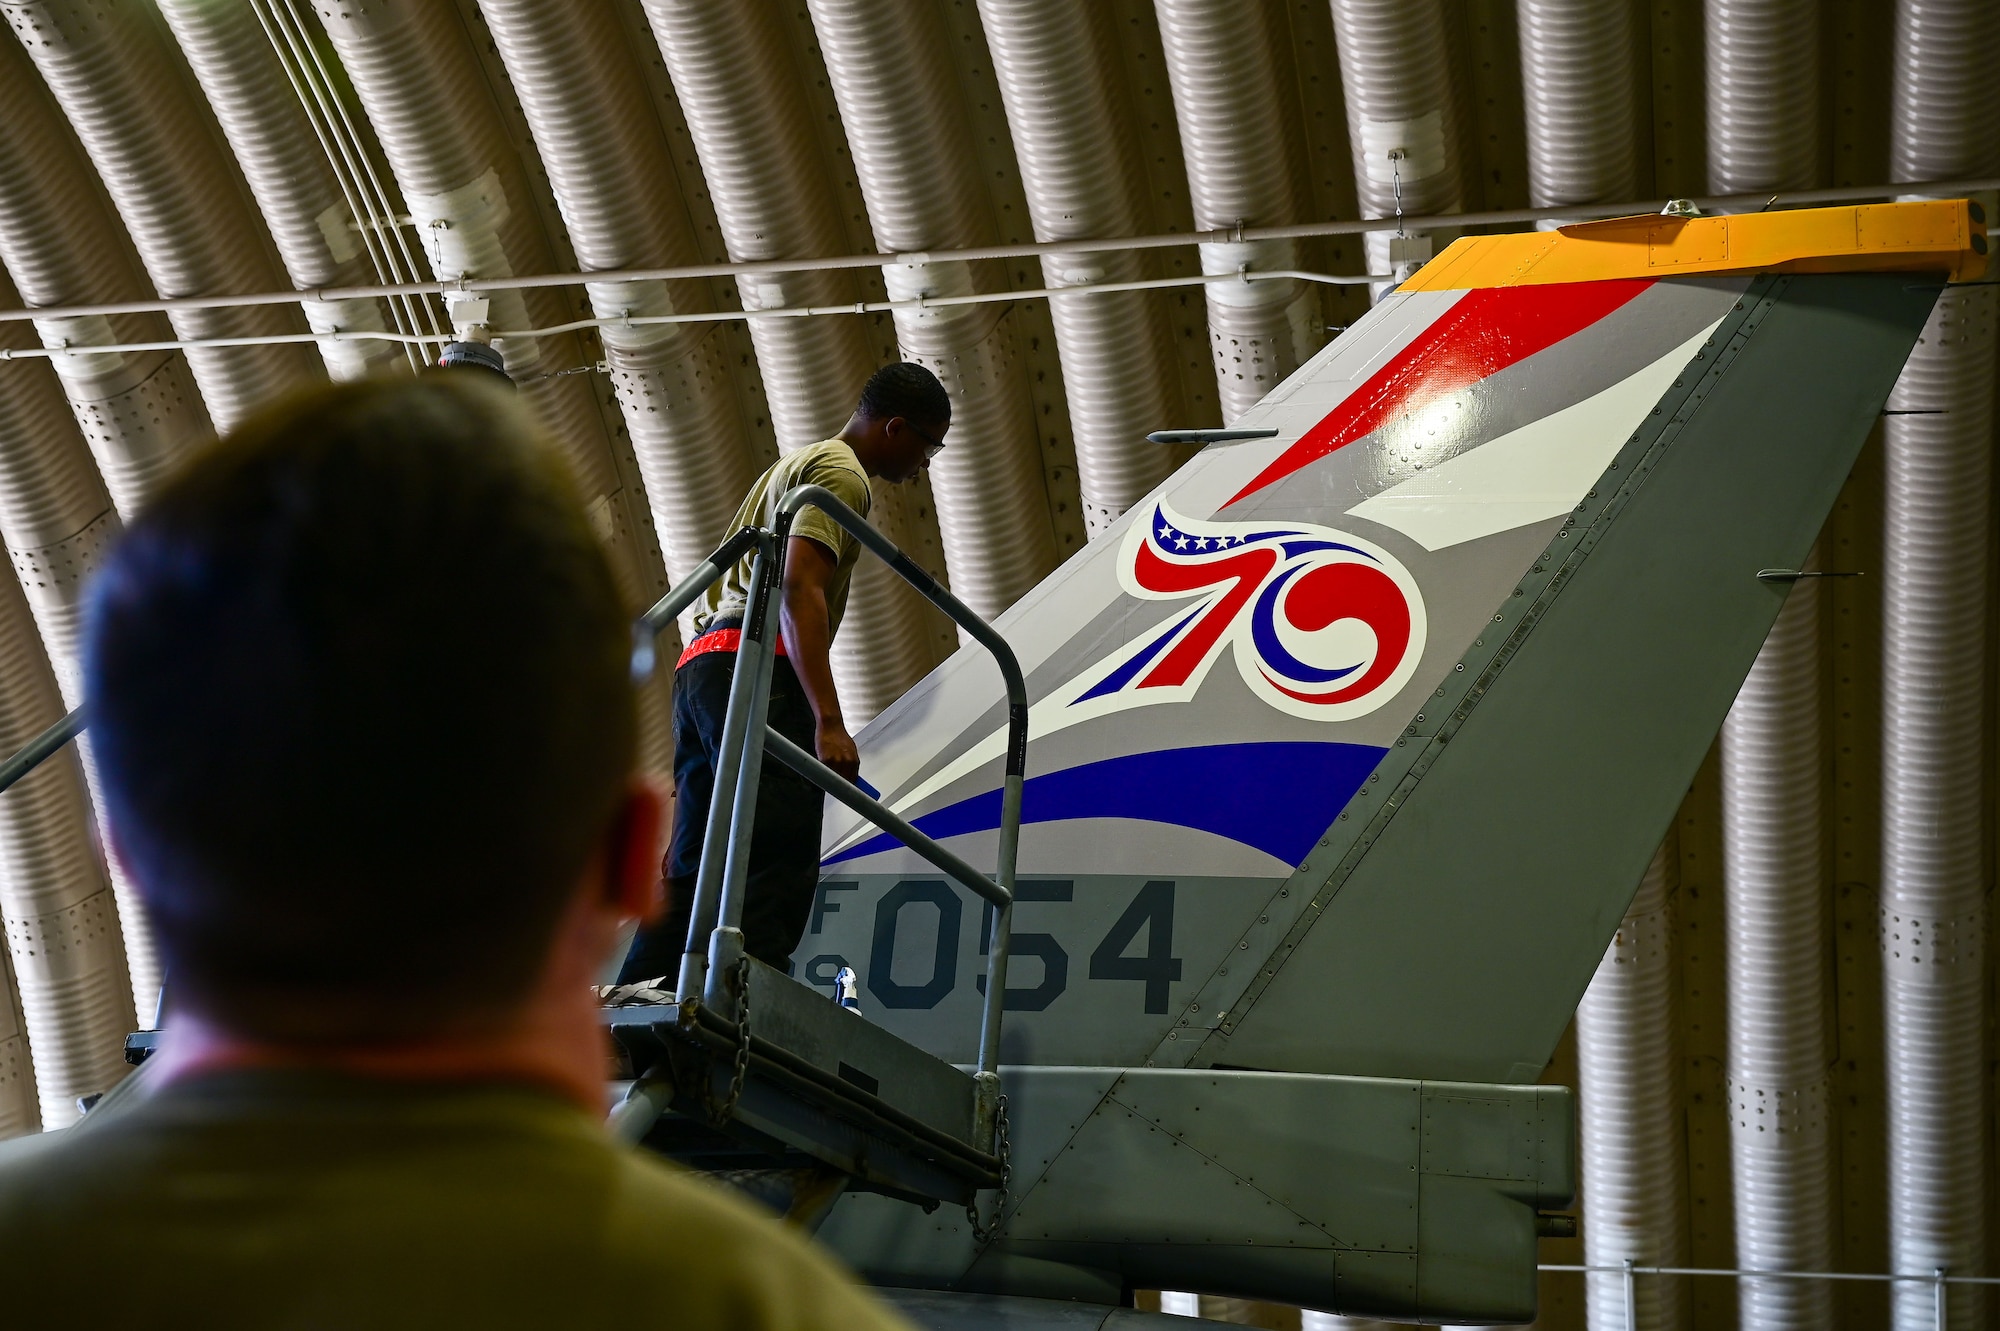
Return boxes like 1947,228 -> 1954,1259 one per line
1389,147 -> 1407,237
710,956 -> 754,1122
516,360 -> 607,384
966,1094 -> 1012,1244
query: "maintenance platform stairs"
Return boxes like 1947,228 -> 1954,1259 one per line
602,961 -> 1001,1217
599,484 -> 1025,1224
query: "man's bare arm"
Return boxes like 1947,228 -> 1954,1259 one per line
779,535 -> 860,781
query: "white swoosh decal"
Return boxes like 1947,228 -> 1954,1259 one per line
1346,318 -> 1723,551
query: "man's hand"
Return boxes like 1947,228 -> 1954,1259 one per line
816,717 -> 860,784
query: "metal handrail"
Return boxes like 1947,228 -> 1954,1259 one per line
630,525 -> 763,679
775,484 -> 1026,1098
0,705 -> 86,797
670,527 -> 784,1002
763,727 -> 1009,908
671,482 -> 1026,1145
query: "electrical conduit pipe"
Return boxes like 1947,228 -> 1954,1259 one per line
0,565 -> 132,1130
0,0 -> 319,429
1882,4 -> 1999,1324
1153,0 -> 1319,422
478,0 -> 757,601
804,0 -> 1059,623
639,0 -> 945,722
978,0 -> 1184,535
156,0 -> 398,382
1706,7 -> 1834,1326
309,0 -> 675,774
1327,0 -> 1464,297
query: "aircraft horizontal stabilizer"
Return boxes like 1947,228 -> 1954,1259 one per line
829,1066 -> 1569,1324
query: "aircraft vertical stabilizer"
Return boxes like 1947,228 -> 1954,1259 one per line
807,202 -> 1975,1080
803,201 -> 1981,1324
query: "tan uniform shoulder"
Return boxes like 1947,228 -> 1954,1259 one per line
791,439 -> 870,503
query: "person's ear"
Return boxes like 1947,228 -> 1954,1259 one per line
605,780 -> 666,924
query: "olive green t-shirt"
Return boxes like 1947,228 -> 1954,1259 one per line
0,1069 -> 914,1330
699,439 -> 873,637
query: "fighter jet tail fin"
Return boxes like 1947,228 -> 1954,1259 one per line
811,201 -> 1980,1082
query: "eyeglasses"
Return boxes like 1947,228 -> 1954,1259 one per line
904,419 -> 946,459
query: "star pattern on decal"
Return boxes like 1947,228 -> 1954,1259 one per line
1147,504 -> 1307,558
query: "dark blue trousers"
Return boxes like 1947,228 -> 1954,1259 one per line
616,648 -> 823,983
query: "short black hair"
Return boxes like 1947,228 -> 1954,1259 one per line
856,360 -> 950,427
84,377 -> 636,1042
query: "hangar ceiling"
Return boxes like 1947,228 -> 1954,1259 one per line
0,4 -> 1995,1330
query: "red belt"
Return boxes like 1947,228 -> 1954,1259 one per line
676,626 -> 788,669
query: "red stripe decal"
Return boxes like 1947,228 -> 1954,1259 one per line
1130,541 -> 1281,689
1223,278 -> 1654,508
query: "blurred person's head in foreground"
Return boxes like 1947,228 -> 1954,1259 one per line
84,376 -> 662,1076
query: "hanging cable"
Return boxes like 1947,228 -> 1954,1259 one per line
245,0 -> 446,369
264,0 -> 450,350
1,176 -> 1994,329
247,0 -> 425,371
0,269 -> 1372,363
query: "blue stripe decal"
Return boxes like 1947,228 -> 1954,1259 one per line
1249,565 -> 1364,685
1075,602 -> 1205,704
825,741 -> 1386,870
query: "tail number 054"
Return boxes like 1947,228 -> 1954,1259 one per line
806,880 -> 1185,1015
